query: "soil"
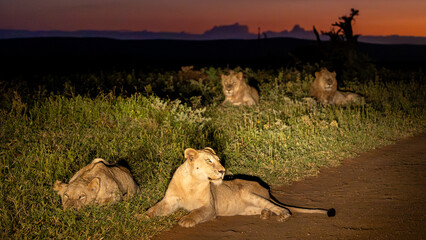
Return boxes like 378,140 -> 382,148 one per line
153,134 -> 426,240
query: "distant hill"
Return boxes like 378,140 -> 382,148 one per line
1,37 -> 425,74
1,23 -> 425,45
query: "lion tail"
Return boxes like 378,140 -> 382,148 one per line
284,205 -> 336,217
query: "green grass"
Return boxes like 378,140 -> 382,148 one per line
1,66 -> 425,239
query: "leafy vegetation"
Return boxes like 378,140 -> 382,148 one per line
1,65 -> 425,239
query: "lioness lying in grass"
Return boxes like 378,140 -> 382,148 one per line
220,71 -> 259,106
54,158 -> 139,209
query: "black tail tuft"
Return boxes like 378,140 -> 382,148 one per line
327,208 -> 336,217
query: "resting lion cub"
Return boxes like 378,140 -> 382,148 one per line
309,68 -> 362,105
220,71 -> 259,106
145,148 -> 334,227
54,158 -> 140,209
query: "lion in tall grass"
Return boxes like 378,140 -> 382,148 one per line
309,68 -> 362,105
54,158 -> 139,210
220,71 -> 259,106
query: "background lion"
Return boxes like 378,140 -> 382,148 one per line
178,65 -> 209,82
54,158 -> 139,209
220,71 -> 259,106
144,147 -> 334,227
309,68 -> 362,105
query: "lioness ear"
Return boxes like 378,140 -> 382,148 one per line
87,177 -> 100,194
315,72 -> 319,78
203,147 -> 216,155
331,71 -> 336,77
236,72 -> 243,80
53,180 -> 68,195
184,148 -> 199,162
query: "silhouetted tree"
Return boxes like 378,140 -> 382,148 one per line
313,26 -> 321,44
313,8 -> 375,83
322,8 -> 360,45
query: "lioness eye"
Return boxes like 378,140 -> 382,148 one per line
205,159 -> 213,164
79,195 -> 86,199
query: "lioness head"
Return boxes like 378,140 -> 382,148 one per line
315,68 -> 337,92
53,178 -> 100,210
184,147 -> 225,185
221,71 -> 244,97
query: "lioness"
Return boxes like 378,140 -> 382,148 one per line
220,71 -> 259,106
145,148 -> 334,227
181,65 -> 194,72
54,158 -> 139,209
178,65 -> 209,82
309,68 -> 362,105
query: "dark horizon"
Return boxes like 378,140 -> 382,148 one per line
2,36 -> 425,74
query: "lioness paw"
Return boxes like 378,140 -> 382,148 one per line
277,212 -> 291,222
260,209 -> 272,220
178,216 -> 197,228
145,208 -> 156,218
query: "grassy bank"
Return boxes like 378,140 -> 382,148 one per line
1,67 -> 425,239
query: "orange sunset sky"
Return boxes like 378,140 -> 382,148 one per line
1,0 -> 425,36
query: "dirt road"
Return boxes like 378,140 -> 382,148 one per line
153,134 -> 426,240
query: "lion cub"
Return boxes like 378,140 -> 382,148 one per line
309,68 -> 362,105
54,158 -> 139,209
145,148 -> 334,227
220,71 -> 259,106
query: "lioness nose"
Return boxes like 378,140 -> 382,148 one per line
218,170 -> 225,175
